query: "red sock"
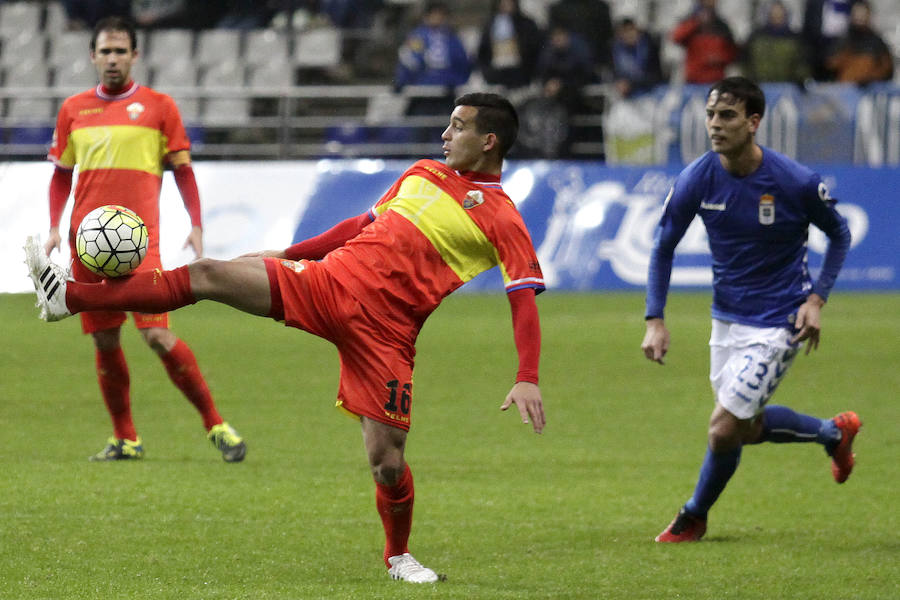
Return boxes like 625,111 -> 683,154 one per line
160,339 -> 222,431
96,347 -> 137,441
375,464 -> 414,567
67,266 -> 195,315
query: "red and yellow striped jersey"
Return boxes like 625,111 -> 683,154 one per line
48,82 -> 190,268
321,159 -> 544,325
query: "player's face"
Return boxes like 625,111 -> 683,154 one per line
441,105 -> 491,172
91,30 -> 137,91
705,91 -> 760,157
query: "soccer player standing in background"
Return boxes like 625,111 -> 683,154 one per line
42,16 -> 246,462
641,76 -> 857,542
27,92 -> 545,582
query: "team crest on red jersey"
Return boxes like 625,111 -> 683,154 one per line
126,102 -> 145,121
281,259 -> 306,273
463,190 -> 484,209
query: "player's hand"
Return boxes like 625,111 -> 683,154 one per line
184,226 -> 203,258
641,317 -> 669,365
501,381 -> 545,434
791,294 -> 824,354
44,228 -> 62,256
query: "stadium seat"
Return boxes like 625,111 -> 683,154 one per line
54,58 -> 97,89
195,29 -> 241,67
200,60 -> 249,125
293,26 -> 342,69
519,0 -> 549,28
718,0 -> 753,42
610,0 -> 651,28
48,31 -> 93,68
151,57 -> 200,121
0,31 -> 46,67
4,59 -> 51,88
248,58 -> 291,89
44,1 -> 67,34
652,0 -> 694,37
0,1 -> 42,40
244,29 -> 290,67
4,59 -> 54,123
6,98 -> 55,121
146,29 -> 194,69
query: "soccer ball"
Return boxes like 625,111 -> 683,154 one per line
76,205 -> 148,277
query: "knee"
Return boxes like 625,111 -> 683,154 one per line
707,419 -> 742,453
370,459 -> 406,487
187,257 -> 219,290
140,328 -> 177,355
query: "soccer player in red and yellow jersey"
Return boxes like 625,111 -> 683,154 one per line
28,92 -> 544,583
41,16 -> 246,462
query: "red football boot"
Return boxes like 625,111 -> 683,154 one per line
829,411 -> 861,484
655,508 -> 707,542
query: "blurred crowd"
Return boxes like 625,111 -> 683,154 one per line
38,0 -> 900,157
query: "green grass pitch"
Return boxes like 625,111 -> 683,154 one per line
1,291 -> 897,599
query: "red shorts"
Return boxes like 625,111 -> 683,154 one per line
70,248 -> 168,334
266,258 -> 418,431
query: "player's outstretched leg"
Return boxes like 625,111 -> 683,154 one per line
387,553 -> 440,583
826,411 -> 861,483
24,235 -> 72,321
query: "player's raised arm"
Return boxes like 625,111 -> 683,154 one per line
500,287 -> 545,433
282,212 -> 374,260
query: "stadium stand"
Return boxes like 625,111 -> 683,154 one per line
0,0 -> 897,160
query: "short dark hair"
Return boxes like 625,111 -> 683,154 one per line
454,92 -> 519,158
91,16 -> 137,51
707,76 -> 766,119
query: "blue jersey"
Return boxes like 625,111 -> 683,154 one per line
645,147 -> 851,328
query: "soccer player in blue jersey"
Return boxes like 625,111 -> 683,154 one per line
641,76 -> 858,542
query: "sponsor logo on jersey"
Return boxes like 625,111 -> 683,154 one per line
463,190 -> 484,209
759,194 -> 775,225
818,182 -> 832,203
78,107 -> 104,116
700,200 -> 726,211
126,102 -> 145,121
422,164 -> 447,180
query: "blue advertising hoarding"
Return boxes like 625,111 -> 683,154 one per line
293,160 -> 898,292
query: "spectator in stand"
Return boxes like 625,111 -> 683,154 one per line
517,24 -> 594,158
216,0 -> 282,29
476,0 -> 543,90
131,0 -> 224,29
60,0 -> 131,29
535,24 -> 594,113
611,17 -> 663,98
548,0 -> 613,80
671,0 -> 739,84
394,2 -> 472,119
743,0 -> 810,85
826,0 -> 894,85
802,0 -> 852,80
320,0 -> 384,29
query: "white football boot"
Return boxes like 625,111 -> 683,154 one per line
24,235 -> 72,322
387,553 -> 440,583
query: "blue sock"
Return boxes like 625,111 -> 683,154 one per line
761,405 -> 839,445
684,446 -> 742,519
